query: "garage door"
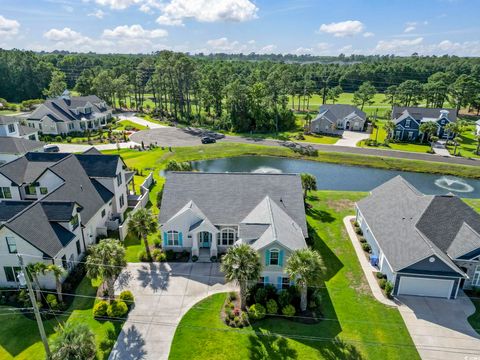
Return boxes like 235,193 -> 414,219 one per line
397,276 -> 454,298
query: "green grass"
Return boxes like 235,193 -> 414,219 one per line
169,191 -> 420,360
0,277 -> 122,360
465,199 -> 480,214
447,125 -> 480,159
116,120 -> 147,131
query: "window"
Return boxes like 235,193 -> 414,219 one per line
70,214 -> 79,230
219,228 -> 235,246
167,231 -> 179,246
6,237 -> 17,254
119,194 -> 125,208
68,123 -> 74,130
395,130 -> 401,140
408,131 -> 414,141
39,124 -> 42,130
76,240 -> 81,255
269,249 -> 279,266
8,124 -> 15,133
0,187 -> 12,199
39,187 -> 48,195
282,277 -> 290,290
61,255 -> 68,270
4,267 -> 21,283
68,254 -> 75,270
116,173 -> 123,186
25,185 -> 36,196
473,266 -> 480,287
405,119 -> 411,128
101,209 -> 106,218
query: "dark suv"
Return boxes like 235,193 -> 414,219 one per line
201,136 -> 216,144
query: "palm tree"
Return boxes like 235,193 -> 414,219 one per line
304,113 -> 312,131
419,121 -> 438,145
221,244 -> 262,309
50,322 -> 96,360
27,262 -> 47,301
383,120 -> 396,140
86,239 -> 126,300
285,248 -> 324,312
128,209 -> 158,261
46,264 -> 65,303
300,173 -> 317,200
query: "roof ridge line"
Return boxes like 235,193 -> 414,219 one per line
265,196 -> 277,241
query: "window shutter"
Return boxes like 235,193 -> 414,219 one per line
277,276 -> 282,290
163,232 -> 168,247
279,250 -> 284,266
265,250 -> 270,266
264,276 -> 269,286
179,232 -> 183,246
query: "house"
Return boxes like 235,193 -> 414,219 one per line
356,176 -> 480,299
26,91 -> 112,135
390,107 -> 457,142
159,172 -> 308,288
0,137 -> 44,165
310,104 -> 366,134
0,115 -> 39,141
0,150 -> 137,288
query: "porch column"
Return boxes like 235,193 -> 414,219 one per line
192,233 -> 199,257
210,233 -> 218,258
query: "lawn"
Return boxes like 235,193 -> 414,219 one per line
116,120 -> 147,131
0,277 -> 122,360
169,191 -> 420,360
465,199 -> 480,214
446,125 -> 480,159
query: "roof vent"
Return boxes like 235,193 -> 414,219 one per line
429,257 -> 436,263
439,109 -> 449,117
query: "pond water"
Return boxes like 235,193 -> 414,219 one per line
190,156 -> 480,198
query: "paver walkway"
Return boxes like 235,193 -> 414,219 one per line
109,262 -> 236,360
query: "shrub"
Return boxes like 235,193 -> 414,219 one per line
55,135 -> 63,142
358,236 -> 366,243
191,255 -> 198,262
355,227 -> 363,235
254,288 -> 267,304
282,304 -> 296,317
152,249 -> 166,262
376,272 -> 385,279
248,303 -> 266,320
119,290 -> 135,306
165,249 -> 175,261
153,237 -> 161,248
308,289 -> 322,311
107,300 -> 128,318
93,300 -> 109,318
210,256 -> 217,262
264,284 -> 278,300
46,294 -> 59,310
226,302 -> 234,310
266,299 -> 278,314
233,308 -> 241,316
66,136 -> 72,143
278,290 -> 292,308
225,309 -> 233,321
137,249 -> 151,262
361,243 -> 371,252
379,278 -> 387,289
228,291 -> 237,301
385,281 -> 394,297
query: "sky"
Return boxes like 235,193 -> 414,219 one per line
1,0 -> 480,56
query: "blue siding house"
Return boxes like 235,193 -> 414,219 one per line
390,107 -> 457,142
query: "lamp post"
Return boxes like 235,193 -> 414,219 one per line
17,254 -> 51,358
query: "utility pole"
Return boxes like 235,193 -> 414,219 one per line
17,254 -> 51,358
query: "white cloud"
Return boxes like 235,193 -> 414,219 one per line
294,47 -> 313,55
316,42 -> 331,51
88,9 -> 106,18
206,37 -> 244,52
44,27 -> 84,41
156,0 -> 258,26
102,24 -> 168,39
375,37 -> 424,53
338,44 -> 353,54
363,32 -> 374,38
318,20 -> 364,37
0,15 -> 20,36
92,0 -> 142,10
374,37 -> 480,56
259,44 -> 276,53
404,26 -> 416,33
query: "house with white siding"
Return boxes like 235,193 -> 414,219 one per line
159,172 -> 308,289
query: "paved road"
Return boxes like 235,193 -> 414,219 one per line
131,127 -> 480,167
109,262 -> 236,360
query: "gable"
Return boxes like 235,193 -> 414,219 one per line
399,255 -> 463,277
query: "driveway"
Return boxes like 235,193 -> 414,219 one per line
334,130 -> 371,147
109,262 -> 236,360
398,295 -> 480,360
117,113 -> 166,129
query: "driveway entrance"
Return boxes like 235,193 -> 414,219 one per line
109,262 -> 236,360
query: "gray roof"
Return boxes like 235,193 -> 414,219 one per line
0,115 -> 19,125
28,95 -> 110,123
317,104 -> 366,121
0,137 -> 44,155
160,172 -> 308,236
0,201 -> 34,221
76,154 -> 121,178
357,176 -> 478,275
18,125 -> 37,137
40,201 -> 77,222
392,106 -> 457,123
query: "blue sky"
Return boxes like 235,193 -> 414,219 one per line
1,0 -> 480,55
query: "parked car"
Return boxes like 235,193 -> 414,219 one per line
43,144 -> 60,153
201,136 -> 216,144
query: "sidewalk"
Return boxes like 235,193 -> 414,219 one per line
343,215 -> 398,307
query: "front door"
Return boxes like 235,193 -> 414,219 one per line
199,232 -> 211,248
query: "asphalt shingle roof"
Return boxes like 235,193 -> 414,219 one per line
76,154 -> 120,178
392,106 -> 457,122
0,115 -> 19,125
317,104 -> 366,121
0,201 -> 34,221
0,137 -> 44,155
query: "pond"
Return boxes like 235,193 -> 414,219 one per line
191,156 -> 480,198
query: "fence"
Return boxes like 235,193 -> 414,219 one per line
118,172 -> 154,241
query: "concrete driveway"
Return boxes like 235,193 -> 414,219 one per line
118,113 -> 166,129
334,130 -> 371,147
109,262 -> 236,360
398,294 -> 480,360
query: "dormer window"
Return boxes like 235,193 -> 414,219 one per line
25,185 -> 36,196
269,249 -> 279,265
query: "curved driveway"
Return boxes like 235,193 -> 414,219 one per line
131,127 -> 480,167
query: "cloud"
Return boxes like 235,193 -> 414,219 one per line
206,37 -> 244,52
0,15 -> 20,36
92,0 -> 143,10
375,37 -> 424,53
294,47 -> 313,55
88,9 -> 106,18
156,0 -> 258,26
338,44 -> 353,54
363,32 -> 374,38
259,44 -> 276,53
318,20 -> 364,37
404,26 -> 416,33
102,24 -> 168,39
44,27 -> 85,41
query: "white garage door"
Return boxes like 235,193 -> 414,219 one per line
397,276 -> 454,298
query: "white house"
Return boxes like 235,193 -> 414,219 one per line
0,115 -> 39,141
476,119 -> 480,135
0,137 -> 44,165
26,91 -> 112,135
159,172 -> 308,288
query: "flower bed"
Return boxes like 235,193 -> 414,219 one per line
221,292 -> 249,328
